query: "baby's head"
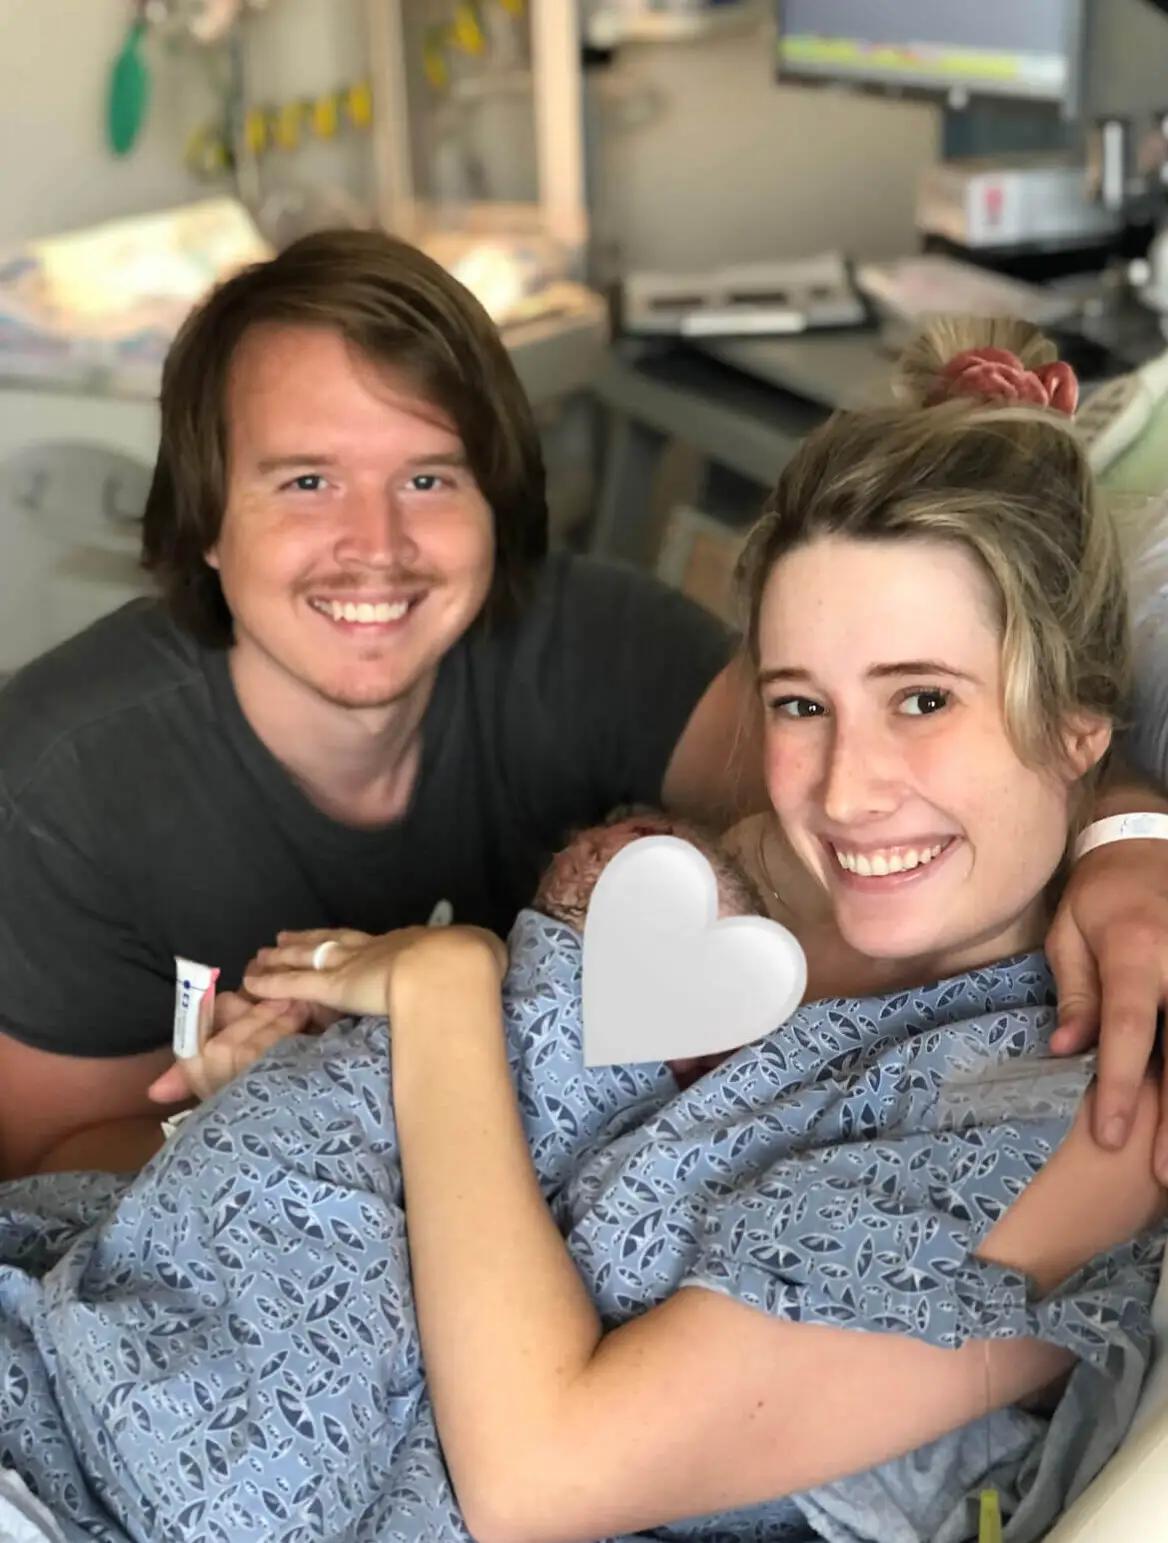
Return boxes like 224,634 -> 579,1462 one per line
535,806 -> 764,933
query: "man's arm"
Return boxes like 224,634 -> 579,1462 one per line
661,653 -> 770,829
1046,754 -> 1168,1173
0,1034 -> 172,1178
1068,528 -> 1168,1168
539,557 -> 767,834
0,787 -> 177,1177
1092,753 -> 1168,818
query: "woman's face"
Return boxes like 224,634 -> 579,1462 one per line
757,534 -> 1109,976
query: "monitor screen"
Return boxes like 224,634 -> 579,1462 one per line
775,0 -> 1082,106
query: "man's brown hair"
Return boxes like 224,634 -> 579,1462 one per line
140,227 -> 549,645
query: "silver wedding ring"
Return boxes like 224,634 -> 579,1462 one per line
311,940 -> 340,971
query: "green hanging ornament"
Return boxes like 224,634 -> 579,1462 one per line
107,8 -> 152,157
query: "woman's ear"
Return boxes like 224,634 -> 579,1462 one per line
1061,714 -> 1113,781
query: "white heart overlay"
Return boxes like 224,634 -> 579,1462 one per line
582,836 -> 808,1067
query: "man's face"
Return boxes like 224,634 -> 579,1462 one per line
207,323 -> 495,711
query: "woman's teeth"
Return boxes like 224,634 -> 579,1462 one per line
834,841 -> 948,877
312,599 -> 410,624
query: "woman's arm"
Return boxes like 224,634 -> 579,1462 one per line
386,939 -> 1163,1543
246,929 -> 1165,1543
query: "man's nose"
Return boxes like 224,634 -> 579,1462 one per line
821,720 -> 902,825
336,490 -> 418,565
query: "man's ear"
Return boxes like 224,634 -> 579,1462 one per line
204,544 -> 220,572
1062,714 -> 1113,781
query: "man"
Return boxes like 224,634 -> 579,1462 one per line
0,228 -> 1166,1179
0,229 -> 755,1178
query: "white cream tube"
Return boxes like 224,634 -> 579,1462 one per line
173,957 -> 221,1060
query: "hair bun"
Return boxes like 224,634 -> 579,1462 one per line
926,346 -> 1079,416
893,315 -> 1076,417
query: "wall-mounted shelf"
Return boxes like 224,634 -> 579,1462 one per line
586,3 -> 763,47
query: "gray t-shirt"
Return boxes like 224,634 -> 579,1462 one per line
0,551 -> 733,1060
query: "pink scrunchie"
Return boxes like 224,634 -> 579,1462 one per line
927,346 -> 1079,417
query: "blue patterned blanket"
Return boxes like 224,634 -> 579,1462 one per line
0,910 -> 1162,1543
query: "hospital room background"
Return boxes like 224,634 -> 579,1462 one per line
0,0 -> 993,677
5,0 -> 1168,1536
7,0 -> 1168,683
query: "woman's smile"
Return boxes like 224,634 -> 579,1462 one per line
825,834 -> 960,889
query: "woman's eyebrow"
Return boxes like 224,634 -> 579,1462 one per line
757,661 -> 982,687
757,666 -> 813,688
866,660 -> 981,683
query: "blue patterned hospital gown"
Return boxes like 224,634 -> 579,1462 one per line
0,910 -> 1163,1543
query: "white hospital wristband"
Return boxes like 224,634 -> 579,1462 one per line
1073,812 -> 1168,861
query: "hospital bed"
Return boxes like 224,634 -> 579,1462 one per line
1042,1258 -> 1168,1539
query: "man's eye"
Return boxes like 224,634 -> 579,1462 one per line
408,473 -> 447,492
900,689 -> 951,717
769,696 -> 825,719
284,474 -> 326,492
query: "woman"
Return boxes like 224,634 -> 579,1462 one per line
2,318 -> 1164,1543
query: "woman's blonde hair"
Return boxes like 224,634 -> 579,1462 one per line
735,316 -> 1132,780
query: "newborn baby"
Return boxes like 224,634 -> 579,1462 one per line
535,806 -> 766,1087
172,808 -> 765,1104
534,806 -> 763,932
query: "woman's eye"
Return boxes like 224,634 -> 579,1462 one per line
769,696 -> 825,719
284,474 -> 326,493
408,473 -> 447,493
900,688 -> 951,717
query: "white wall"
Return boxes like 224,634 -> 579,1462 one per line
0,0 -> 375,252
0,0 -> 207,247
232,0 -> 377,228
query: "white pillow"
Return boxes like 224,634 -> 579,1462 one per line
0,1468 -> 70,1542
1043,1254 -> 1168,1540
1042,1408 -> 1168,1540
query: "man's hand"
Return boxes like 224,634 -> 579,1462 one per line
1047,839 -> 1168,1178
146,988 -> 330,1106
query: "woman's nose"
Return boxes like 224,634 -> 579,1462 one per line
821,722 -> 902,825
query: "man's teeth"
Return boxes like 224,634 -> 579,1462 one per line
314,599 -> 410,624
834,842 -> 948,877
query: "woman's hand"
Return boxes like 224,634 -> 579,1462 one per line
243,925 -> 508,1020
